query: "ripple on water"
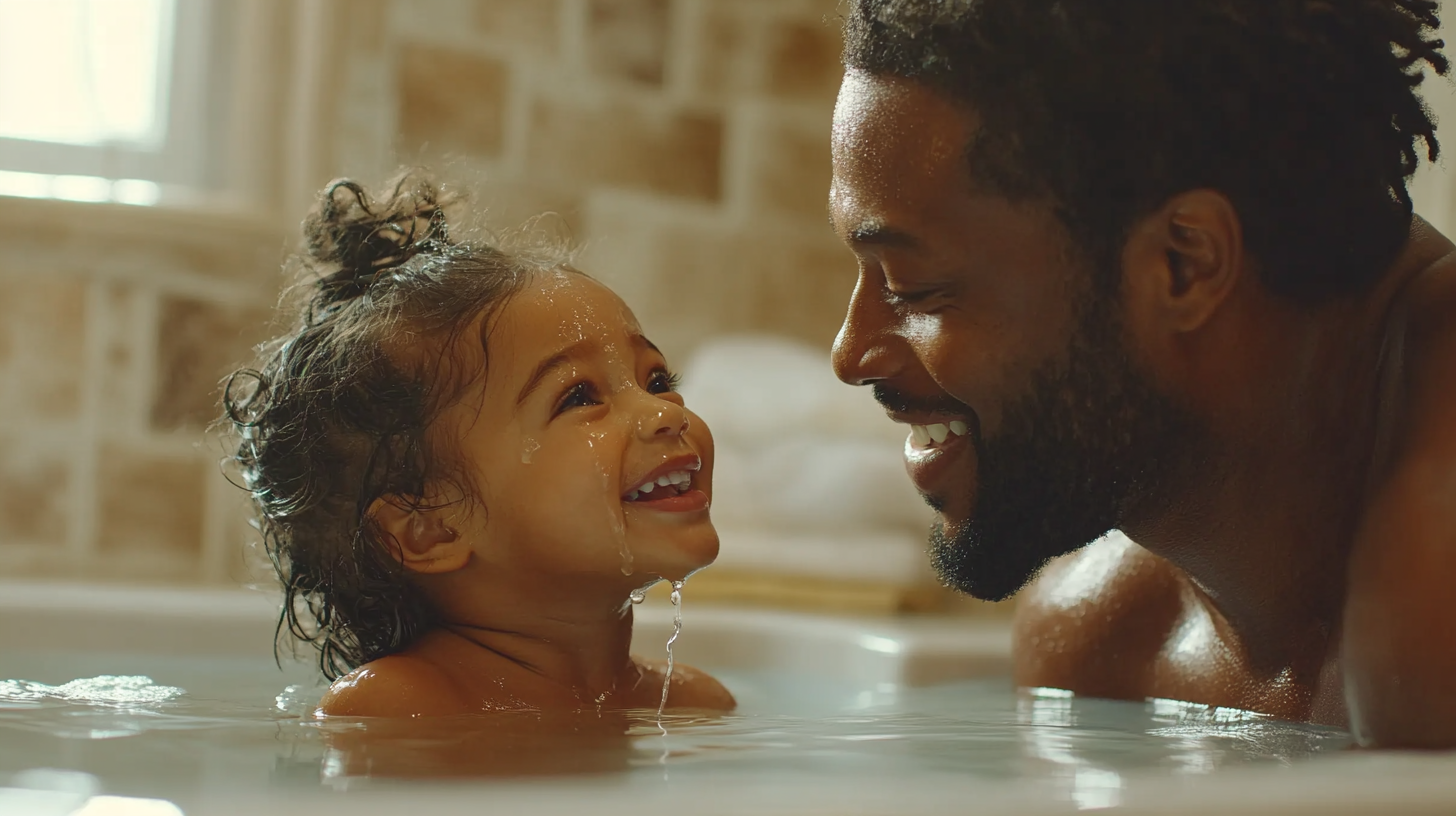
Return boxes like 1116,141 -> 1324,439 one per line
0,676 -> 184,708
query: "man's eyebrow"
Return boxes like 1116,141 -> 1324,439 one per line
517,341 -> 591,405
847,221 -> 920,250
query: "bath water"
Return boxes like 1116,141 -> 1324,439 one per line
0,648 -> 1351,814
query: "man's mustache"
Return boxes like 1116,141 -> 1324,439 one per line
871,384 -> 975,418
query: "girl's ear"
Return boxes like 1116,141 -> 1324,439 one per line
367,496 -> 471,574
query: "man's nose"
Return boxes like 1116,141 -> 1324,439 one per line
832,274 -> 900,387
633,395 -> 690,440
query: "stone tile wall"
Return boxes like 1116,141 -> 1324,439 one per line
330,0 -> 854,362
0,200 -> 282,583
0,0 -> 857,585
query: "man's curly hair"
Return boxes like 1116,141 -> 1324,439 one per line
844,0 -> 1448,301
224,171 -> 571,680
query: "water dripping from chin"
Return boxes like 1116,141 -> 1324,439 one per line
656,580 -> 685,722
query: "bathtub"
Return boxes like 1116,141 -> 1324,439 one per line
1,579 -> 1454,816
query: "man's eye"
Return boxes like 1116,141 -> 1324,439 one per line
555,381 -> 600,414
885,286 -> 938,306
647,369 -> 682,395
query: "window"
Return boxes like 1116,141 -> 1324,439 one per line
0,0 -> 230,205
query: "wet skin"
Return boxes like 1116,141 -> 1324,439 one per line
829,71 -> 1456,748
320,272 -> 734,718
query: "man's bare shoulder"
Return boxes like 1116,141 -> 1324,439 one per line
1012,531 -> 1188,697
1342,246 -> 1456,747
317,654 -> 470,718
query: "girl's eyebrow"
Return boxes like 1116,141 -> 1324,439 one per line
632,333 -> 662,356
517,340 -> 592,405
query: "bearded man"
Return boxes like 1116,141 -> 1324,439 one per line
828,0 -> 1456,748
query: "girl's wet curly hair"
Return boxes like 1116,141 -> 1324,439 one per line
844,0 -> 1449,302
224,171 -> 568,679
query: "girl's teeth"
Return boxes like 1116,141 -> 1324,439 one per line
950,420 -> 968,437
626,471 -> 694,501
927,423 -> 949,444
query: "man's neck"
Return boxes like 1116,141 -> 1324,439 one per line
1122,222 -> 1449,673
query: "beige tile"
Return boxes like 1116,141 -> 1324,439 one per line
151,295 -> 272,433
96,443 -> 206,557
581,198 -> 854,359
742,111 -> 834,222
528,97 -> 722,200
760,16 -> 844,100
697,3 -> 844,102
396,44 -> 511,160
587,0 -> 672,85
0,276 -> 87,423
345,0 -> 393,54
474,0 -> 560,53
0,432 -> 74,549
743,232 -> 856,351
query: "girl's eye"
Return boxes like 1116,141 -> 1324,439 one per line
555,381 -> 601,415
647,369 -> 682,395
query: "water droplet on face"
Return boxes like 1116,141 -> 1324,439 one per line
520,438 -> 540,464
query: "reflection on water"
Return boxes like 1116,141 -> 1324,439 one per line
0,653 -> 1352,812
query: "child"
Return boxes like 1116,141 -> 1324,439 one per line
225,172 -> 734,718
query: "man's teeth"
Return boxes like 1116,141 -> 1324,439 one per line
625,470 -> 693,501
910,421 -> 969,448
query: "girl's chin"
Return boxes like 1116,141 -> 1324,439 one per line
623,535 -> 720,584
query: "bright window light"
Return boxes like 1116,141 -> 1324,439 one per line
0,0 -> 175,146
0,170 -> 160,206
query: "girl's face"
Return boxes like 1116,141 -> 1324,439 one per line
445,271 -> 718,590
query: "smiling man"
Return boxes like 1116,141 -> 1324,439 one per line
828,0 -> 1456,748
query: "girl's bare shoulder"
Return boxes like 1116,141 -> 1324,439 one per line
634,657 -> 736,711
317,654 -> 470,718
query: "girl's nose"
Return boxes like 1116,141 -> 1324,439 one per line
634,397 -> 690,440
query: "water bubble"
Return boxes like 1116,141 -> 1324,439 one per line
628,588 -> 646,605
520,438 -> 540,464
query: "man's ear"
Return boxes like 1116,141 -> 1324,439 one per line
1122,189 -> 1244,334
367,496 -> 470,574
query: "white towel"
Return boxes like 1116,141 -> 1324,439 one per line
680,336 -> 936,581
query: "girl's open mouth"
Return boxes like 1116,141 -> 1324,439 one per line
622,458 -> 709,512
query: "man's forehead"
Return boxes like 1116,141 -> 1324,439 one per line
831,71 -> 979,232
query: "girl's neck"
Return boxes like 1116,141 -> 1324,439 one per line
423,572 -> 641,707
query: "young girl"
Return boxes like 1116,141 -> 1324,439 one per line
225,172 -> 733,718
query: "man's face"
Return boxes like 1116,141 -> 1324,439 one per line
829,70 -> 1192,601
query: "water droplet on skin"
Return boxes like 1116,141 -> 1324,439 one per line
656,580 -> 685,722
520,438 -> 540,464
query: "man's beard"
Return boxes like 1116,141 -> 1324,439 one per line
901,295 -> 1200,602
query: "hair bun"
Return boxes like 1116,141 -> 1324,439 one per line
303,173 -> 452,306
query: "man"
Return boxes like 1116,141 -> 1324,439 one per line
828,0 -> 1456,749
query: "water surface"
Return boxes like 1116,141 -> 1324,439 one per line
0,648 -> 1351,812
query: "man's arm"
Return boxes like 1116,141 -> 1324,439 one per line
1343,292 -> 1456,749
